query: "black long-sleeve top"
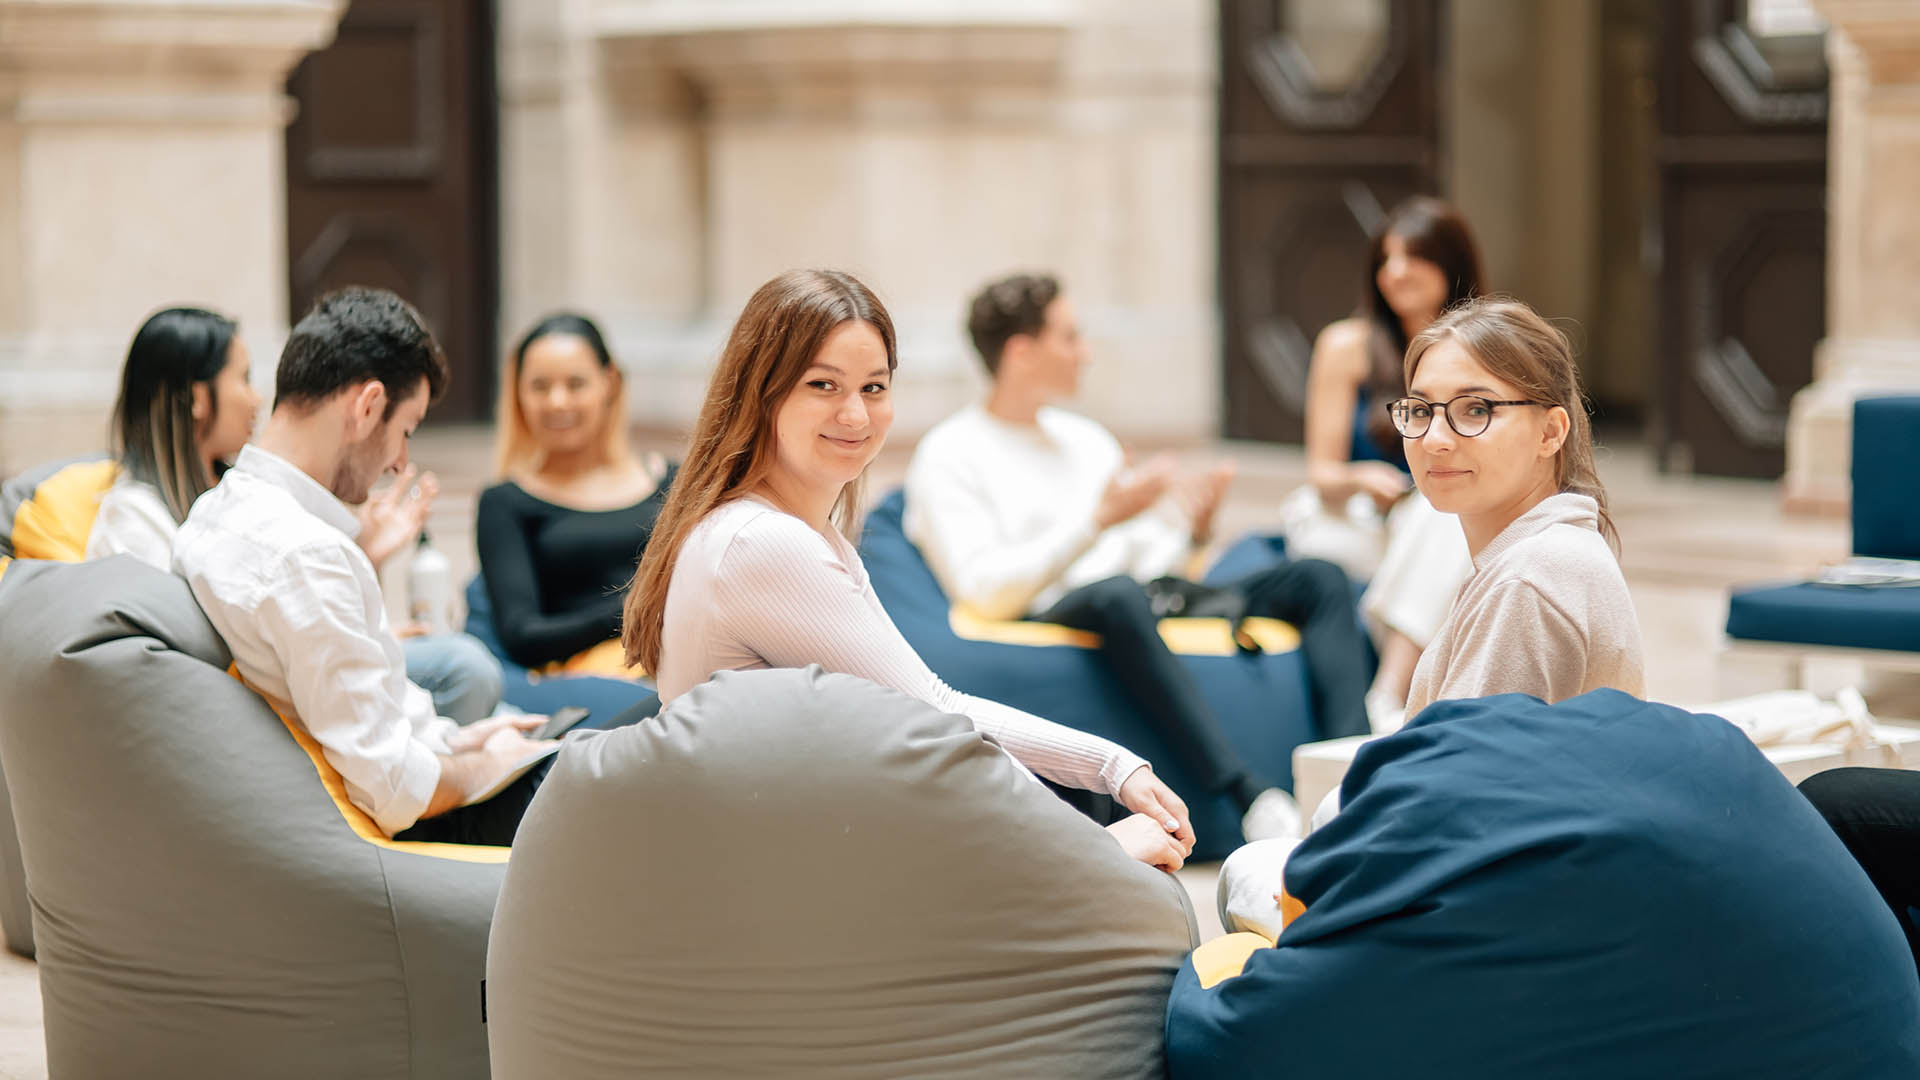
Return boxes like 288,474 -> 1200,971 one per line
474,464 -> 677,668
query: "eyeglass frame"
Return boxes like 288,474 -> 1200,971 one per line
1383,395 -> 1554,439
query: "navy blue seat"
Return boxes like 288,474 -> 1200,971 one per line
859,489 -> 1318,860
1725,396 -> 1920,660
1166,691 -> 1920,1078
463,575 -> 659,721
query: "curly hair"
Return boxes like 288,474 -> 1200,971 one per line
965,273 -> 1061,375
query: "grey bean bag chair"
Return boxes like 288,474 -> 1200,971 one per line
0,454 -> 115,957
0,556 -> 505,1078
487,666 -> 1199,1079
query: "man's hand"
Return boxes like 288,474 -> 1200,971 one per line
424,718 -> 558,819
1173,461 -> 1235,545
357,465 -> 439,569
444,712 -> 546,753
1116,765 -> 1195,852
1094,456 -> 1175,530
1107,813 -> 1191,871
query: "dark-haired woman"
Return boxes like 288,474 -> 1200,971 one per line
87,307 -> 260,567
1284,196 -> 1484,728
622,269 -> 1196,872
475,314 -> 675,672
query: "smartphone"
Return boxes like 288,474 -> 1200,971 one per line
532,706 -> 591,742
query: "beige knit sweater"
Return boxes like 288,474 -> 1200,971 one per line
1404,493 -> 1644,716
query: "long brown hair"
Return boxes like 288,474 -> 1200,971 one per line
1403,297 -> 1618,550
493,312 -> 635,477
1360,196 -> 1484,452
621,269 -> 898,672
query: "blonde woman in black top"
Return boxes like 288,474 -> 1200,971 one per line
477,314 -> 674,671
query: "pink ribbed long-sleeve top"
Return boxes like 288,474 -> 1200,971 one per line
656,495 -> 1147,796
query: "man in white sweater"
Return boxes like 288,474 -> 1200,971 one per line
905,273 -> 1372,842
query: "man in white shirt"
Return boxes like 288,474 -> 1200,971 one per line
905,273 -> 1372,842
176,287 -> 634,845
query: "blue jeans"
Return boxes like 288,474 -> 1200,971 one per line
402,632 -> 505,724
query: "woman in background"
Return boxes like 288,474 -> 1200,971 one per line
477,313 -> 674,674
86,307 -> 259,567
1287,196 -> 1484,728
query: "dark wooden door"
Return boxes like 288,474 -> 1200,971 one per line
285,0 -> 497,423
1218,0 -> 1444,443
1655,0 -> 1827,478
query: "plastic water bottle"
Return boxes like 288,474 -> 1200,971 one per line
408,531 -> 454,635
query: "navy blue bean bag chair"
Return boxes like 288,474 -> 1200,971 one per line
859,489 -> 1318,860
463,576 -> 658,723
1166,690 -> 1920,1078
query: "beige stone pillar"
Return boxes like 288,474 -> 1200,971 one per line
500,0 -> 1218,440
0,0 -> 343,471
1784,1 -> 1920,512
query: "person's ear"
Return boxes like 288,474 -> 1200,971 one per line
190,383 -> 212,423
346,380 -> 387,438
1541,405 -> 1572,459
1000,334 -> 1034,377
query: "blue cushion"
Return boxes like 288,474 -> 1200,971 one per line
859,490 -> 1317,860
1166,691 -> 1920,1078
1853,396 -> 1920,560
1726,580 -> 1920,652
462,576 -> 659,721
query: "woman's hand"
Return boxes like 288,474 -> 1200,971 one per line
1115,765 -> 1196,855
1107,813 -> 1191,871
357,465 -> 439,569
1350,460 -> 1412,513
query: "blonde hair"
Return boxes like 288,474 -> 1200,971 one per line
621,269 -> 897,672
493,313 -> 635,477
1404,296 -> 1618,550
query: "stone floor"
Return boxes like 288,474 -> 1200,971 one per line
0,416 -> 1902,1077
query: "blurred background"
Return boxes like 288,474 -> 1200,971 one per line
3,0 -> 1915,503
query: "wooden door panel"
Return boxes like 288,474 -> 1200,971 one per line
1219,0 -> 1442,444
286,0 -> 494,423
1656,0 -> 1826,478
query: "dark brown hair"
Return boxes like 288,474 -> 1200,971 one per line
1404,297 -> 1618,550
966,273 -> 1060,376
622,269 -> 897,672
1360,196 -> 1484,451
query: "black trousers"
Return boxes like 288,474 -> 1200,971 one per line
395,696 -> 658,846
1799,767 -> 1920,974
1033,560 -> 1370,799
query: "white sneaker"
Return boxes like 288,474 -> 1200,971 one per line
1240,787 -> 1303,842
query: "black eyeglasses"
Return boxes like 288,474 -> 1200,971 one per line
1385,395 -> 1550,439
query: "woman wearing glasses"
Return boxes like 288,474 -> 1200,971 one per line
1289,197 -> 1482,729
1217,297 -> 1642,938
1391,297 -> 1642,714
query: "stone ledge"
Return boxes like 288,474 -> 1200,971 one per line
0,0 -> 343,86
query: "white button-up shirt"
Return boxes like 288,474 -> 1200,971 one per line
175,445 -> 455,835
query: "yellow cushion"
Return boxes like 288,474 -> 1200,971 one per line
11,459 -> 118,563
949,606 -> 1300,656
533,637 -> 649,681
226,666 -> 508,865
1192,931 -> 1274,989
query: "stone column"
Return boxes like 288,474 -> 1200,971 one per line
1783,0 -> 1920,512
0,0 -> 343,471
500,0 -> 1219,440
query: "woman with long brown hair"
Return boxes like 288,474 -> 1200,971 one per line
623,268 -> 1197,870
1284,195 -> 1485,729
